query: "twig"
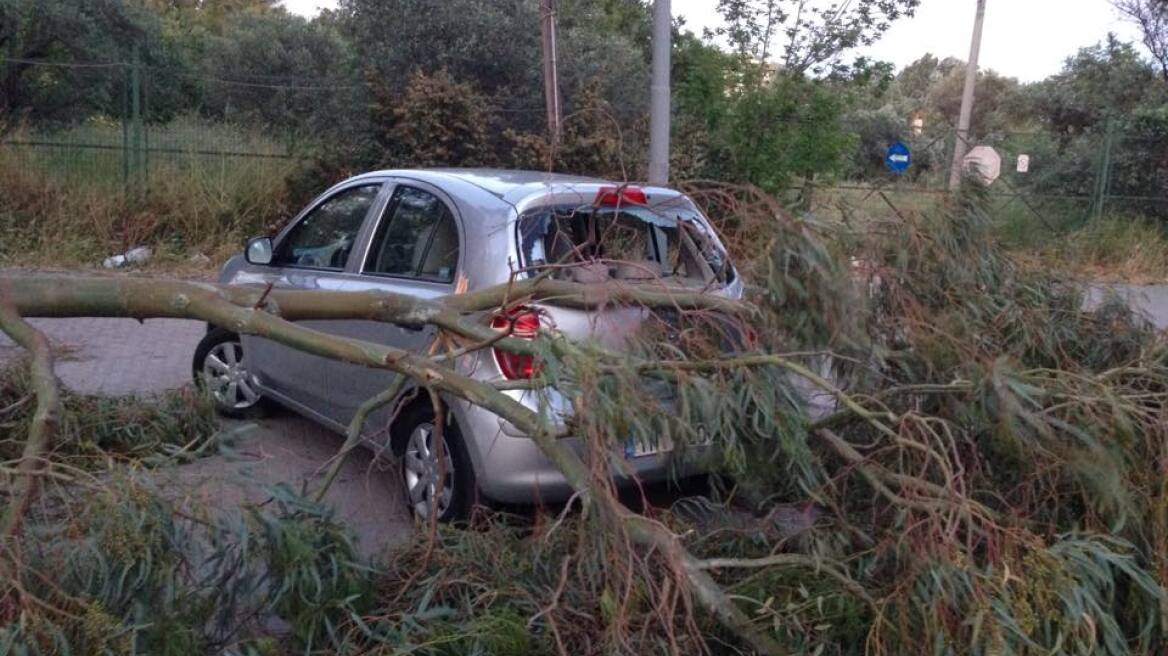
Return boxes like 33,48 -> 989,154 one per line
314,376 -> 408,503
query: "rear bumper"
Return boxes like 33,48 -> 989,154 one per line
454,397 -> 708,505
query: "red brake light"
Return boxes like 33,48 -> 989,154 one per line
491,308 -> 542,379
594,185 -> 648,207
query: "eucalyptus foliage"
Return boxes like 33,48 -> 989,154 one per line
0,479 -> 372,655
316,182 -> 1168,654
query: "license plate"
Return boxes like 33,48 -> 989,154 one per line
624,434 -> 673,458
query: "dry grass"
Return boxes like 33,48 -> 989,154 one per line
0,120 -> 302,273
1021,216 -> 1168,283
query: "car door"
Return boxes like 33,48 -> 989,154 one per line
247,181 -> 387,418
322,181 -> 464,437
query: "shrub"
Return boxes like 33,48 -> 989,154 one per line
371,69 -> 497,169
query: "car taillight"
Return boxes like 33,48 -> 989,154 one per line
594,185 -> 648,207
491,308 -> 542,380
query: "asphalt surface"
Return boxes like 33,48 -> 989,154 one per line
0,316 -> 413,559
1088,283 -> 1168,329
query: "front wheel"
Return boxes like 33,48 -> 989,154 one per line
396,404 -> 477,523
192,328 -> 271,418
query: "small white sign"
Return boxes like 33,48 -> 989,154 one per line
1017,154 -> 1031,173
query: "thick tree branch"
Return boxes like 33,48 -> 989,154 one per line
0,274 -> 749,356
0,294 -> 61,539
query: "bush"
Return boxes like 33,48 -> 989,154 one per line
371,69 -> 497,169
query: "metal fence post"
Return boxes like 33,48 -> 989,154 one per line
121,62 -> 131,200
130,45 -> 144,200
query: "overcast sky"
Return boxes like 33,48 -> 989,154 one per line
281,0 -> 1145,82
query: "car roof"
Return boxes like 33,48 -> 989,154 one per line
350,167 -> 682,208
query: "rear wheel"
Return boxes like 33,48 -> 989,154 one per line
396,404 -> 476,523
192,328 -> 270,418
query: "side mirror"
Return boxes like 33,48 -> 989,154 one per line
245,236 -> 274,266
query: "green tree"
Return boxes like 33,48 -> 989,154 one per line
1011,37 -> 1168,214
714,0 -> 920,75
199,10 -> 356,133
723,76 -> 851,191
927,65 -> 1021,136
839,108 -> 908,179
507,79 -> 641,179
338,0 -> 651,140
373,68 -> 496,168
1024,37 -> 1161,139
0,0 -> 182,126
337,0 -> 542,123
672,32 -> 853,191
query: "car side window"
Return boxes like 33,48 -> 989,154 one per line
273,184 -> 381,270
365,186 -> 460,283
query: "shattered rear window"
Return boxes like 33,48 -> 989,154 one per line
518,204 -> 734,285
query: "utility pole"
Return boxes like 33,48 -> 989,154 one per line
540,0 -> 562,144
949,0 -> 987,190
648,0 -> 671,186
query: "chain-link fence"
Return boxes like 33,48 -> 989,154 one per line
5,57 -> 1168,233
0,58 -> 329,200
807,123 -> 1168,232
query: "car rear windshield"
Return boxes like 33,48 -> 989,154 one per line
517,204 -> 734,285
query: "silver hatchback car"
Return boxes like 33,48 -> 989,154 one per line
193,169 -> 743,521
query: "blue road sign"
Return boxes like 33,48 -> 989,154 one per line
885,142 -> 912,174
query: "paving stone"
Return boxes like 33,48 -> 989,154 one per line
0,317 -> 205,397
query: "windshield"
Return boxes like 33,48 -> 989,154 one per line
517,204 -> 734,285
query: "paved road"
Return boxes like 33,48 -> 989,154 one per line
0,318 -> 205,396
0,317 -> 412,558
1088,284 -> 1168,329
156,415 -> 413,559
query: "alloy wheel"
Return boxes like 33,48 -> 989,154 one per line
201,341 -> 261,410
402,422 -> 455,519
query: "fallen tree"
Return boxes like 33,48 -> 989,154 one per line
0,272 -> 789,653
3,182 -> 1168,654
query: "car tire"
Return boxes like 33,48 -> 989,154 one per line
395,403 -> 477,524
192,328 -> 271,419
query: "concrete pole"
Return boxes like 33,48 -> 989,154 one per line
949,0 -> 987,190
648,0 -> 671,186
540,0 -> 562,144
